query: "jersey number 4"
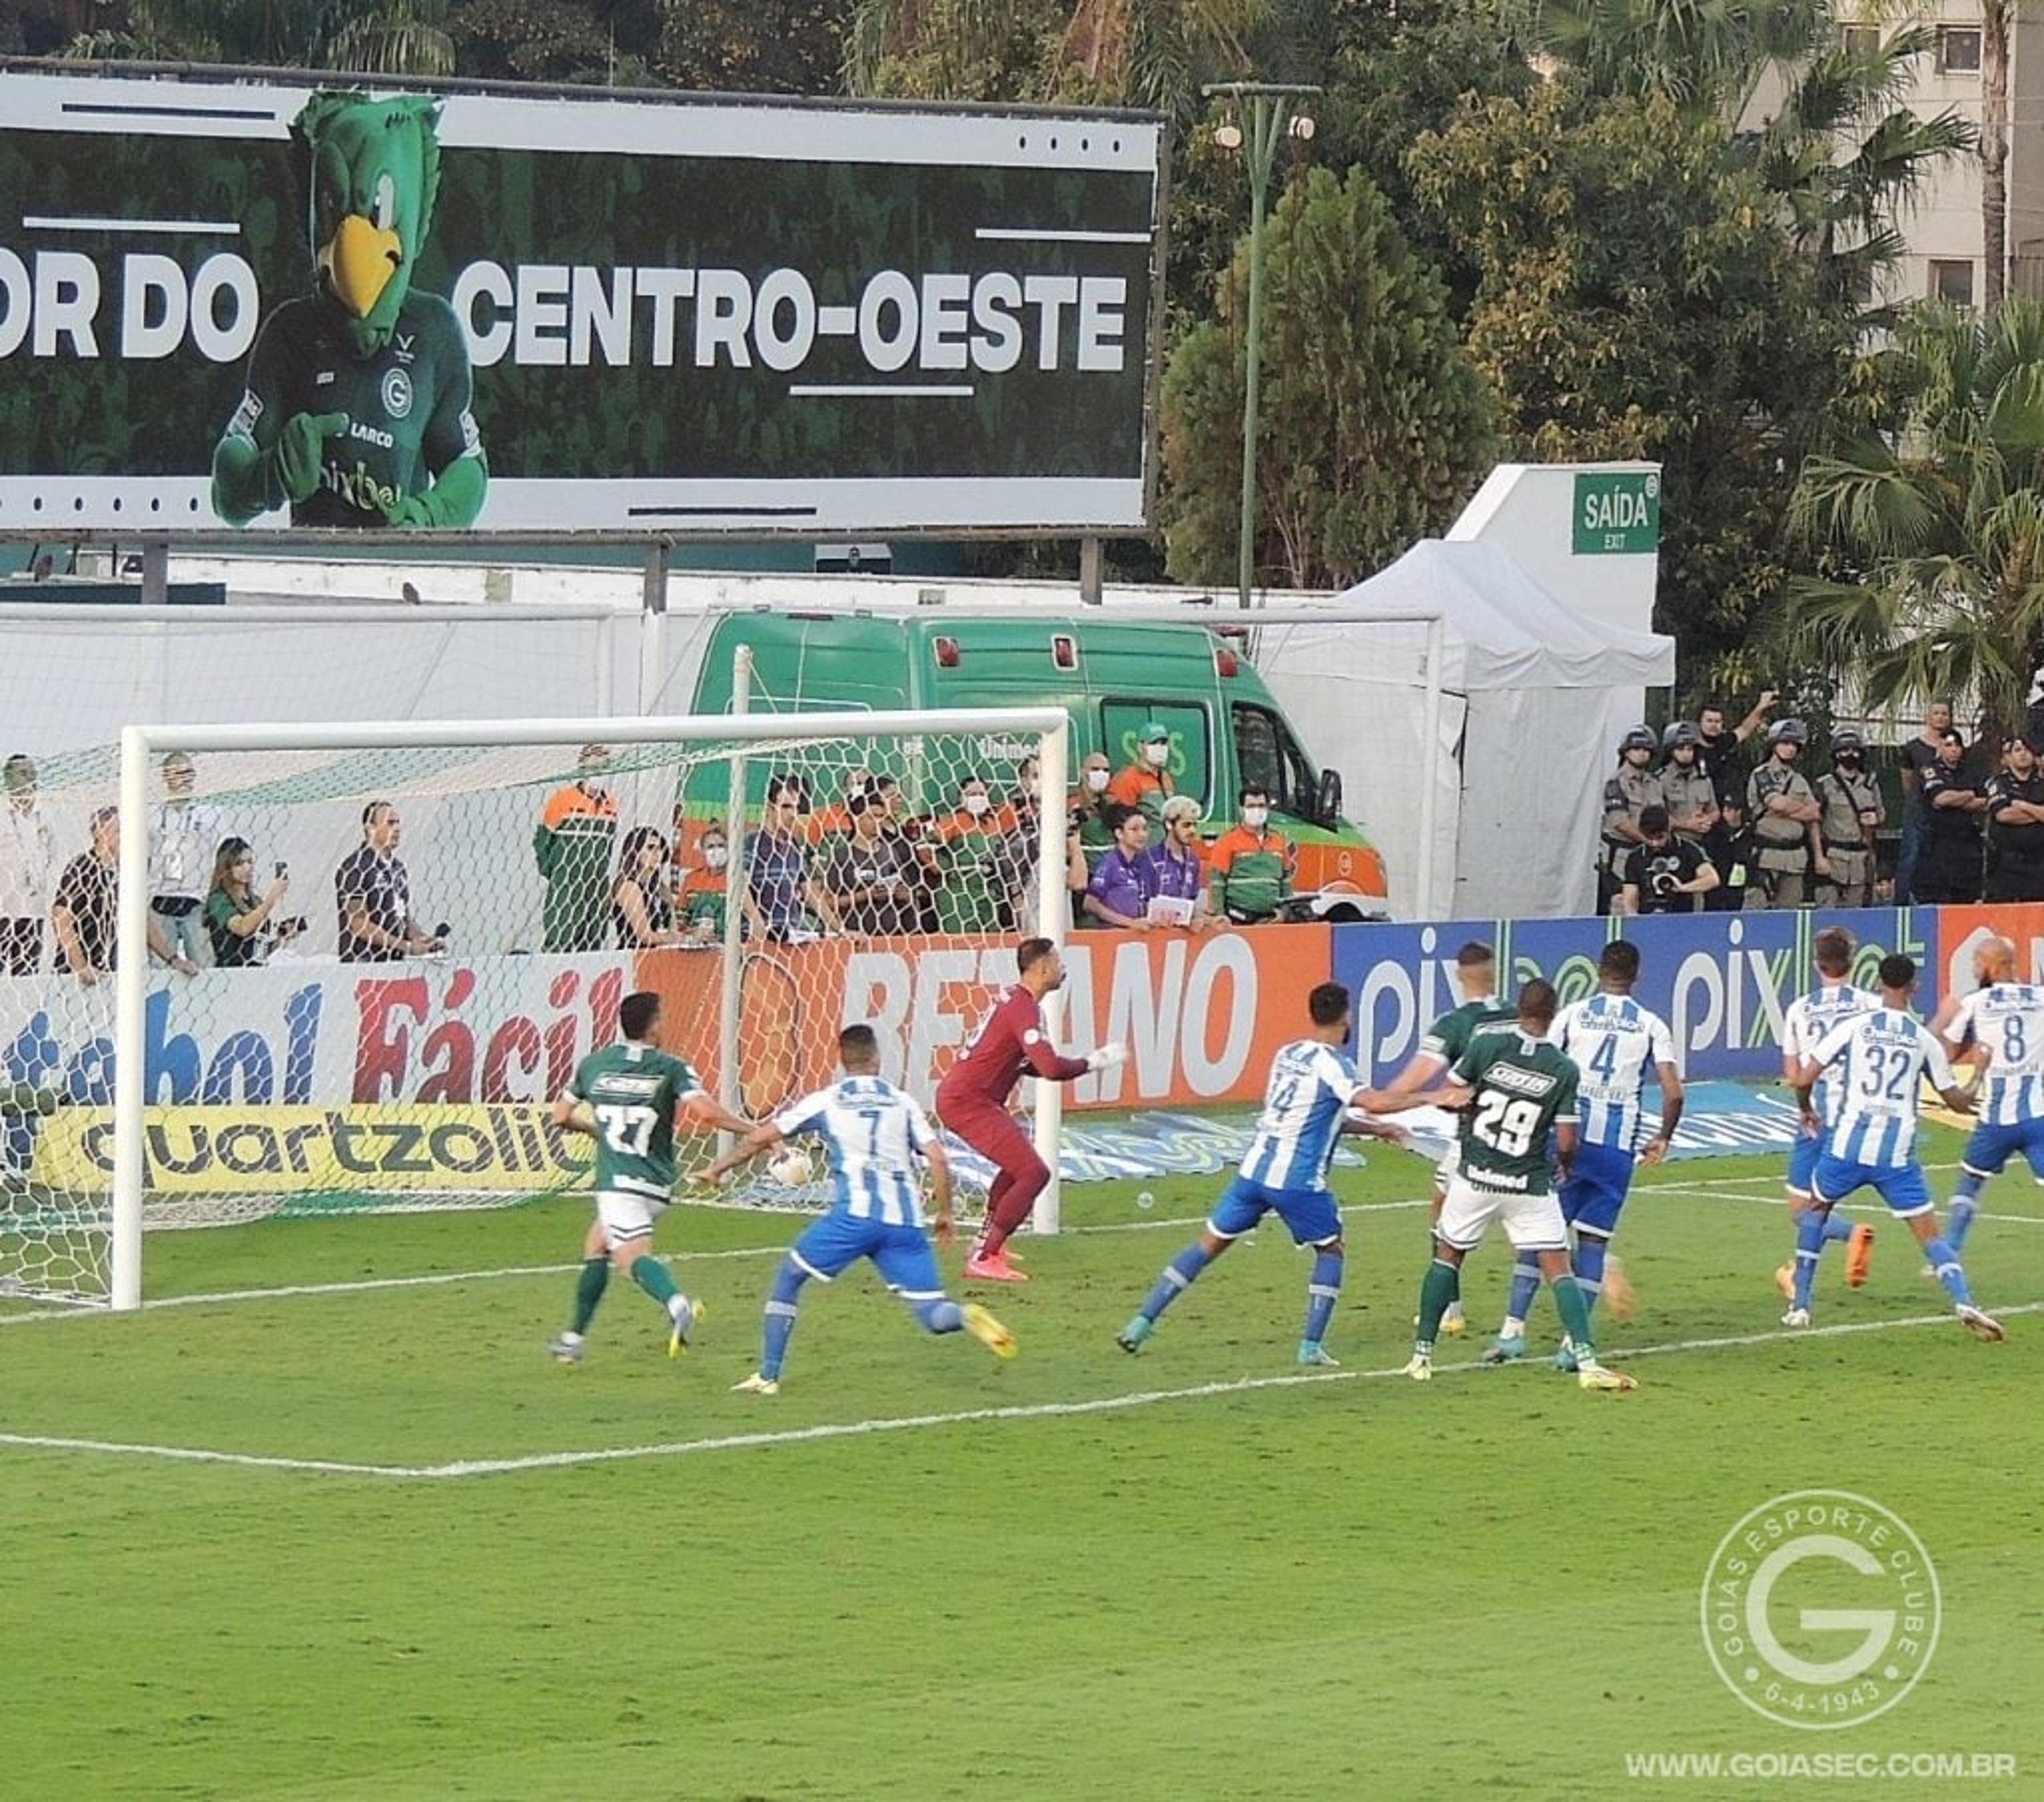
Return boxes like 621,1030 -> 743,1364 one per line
1471,1091 -> 1542,1157
595,1104 -> 658,1156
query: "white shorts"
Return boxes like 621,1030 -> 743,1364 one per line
1433,1141 -> 1461,1192
1436,1174 -> 1568,1253
596,1187 -> 667,1249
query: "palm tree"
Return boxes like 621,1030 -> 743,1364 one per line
1983,0 -> 2012,309
71,0 -> 455,74
1776,300 -> 2044,737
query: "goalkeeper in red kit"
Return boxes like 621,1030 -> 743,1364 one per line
939,936 -> 1126,1283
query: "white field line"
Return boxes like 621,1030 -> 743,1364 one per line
2,1301 -> 2037,1484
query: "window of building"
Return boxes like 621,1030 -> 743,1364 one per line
1840,23 -> 1881,55
1930,259 -> 1976,305
1938,26 -> 1983,72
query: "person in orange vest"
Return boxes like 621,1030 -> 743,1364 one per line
534,743 -> 619,952
1107,722 -> 1175,829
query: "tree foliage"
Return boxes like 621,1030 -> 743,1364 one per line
72,0 -> 458,72
1160,165 -> 1492,590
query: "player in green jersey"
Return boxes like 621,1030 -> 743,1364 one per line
1363,979 -> 1638,1392
1377,940 -> 1516,1337
547,990 -> 751,1362
212,91 -> 487,530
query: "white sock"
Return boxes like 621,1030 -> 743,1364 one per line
1501,1316 -> 1524,1338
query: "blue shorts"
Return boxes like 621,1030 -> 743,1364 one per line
1960,1117 -> 2044,1183
1208,1175 -> 1342,1248
1787,1127 -> 1822,1196
1811,1152 -> 1933,1219
1560,1140 -> 1637,1238
790,1214 -> 944,1299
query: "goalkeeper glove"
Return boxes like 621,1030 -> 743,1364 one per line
1085,1043 -> 1128,1072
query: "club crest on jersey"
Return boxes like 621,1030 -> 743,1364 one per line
381,367 -> 414,419
394,332 -> 417,365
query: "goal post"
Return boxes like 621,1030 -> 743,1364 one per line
81,705 -> 1072,1313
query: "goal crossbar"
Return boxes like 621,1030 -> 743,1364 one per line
111,706 -> 1072,1312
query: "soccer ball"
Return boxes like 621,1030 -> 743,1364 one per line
768,1145 -> 815,1187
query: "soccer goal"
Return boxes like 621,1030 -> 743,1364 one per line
0,705 -> 1068,1311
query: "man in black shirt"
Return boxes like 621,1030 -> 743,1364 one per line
1914,730 -> 1988,904
51,805 -> 194,983
1897,700 -> 1955,902
335,801 -> 442,962
1985,734 -> 2044,901
1619,805 -> 1721,914
1695,692 -> 1774,908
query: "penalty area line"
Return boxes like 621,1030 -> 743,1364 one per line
5,1301 -> 2036,1483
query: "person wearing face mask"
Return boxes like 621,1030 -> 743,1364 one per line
534,742 -> 619,953
1599,728 -> 1664,914
1068,751 -> 1117,879
932,775 -> 1012,933
1984,734 -> 2044,902
1814,730 -> 1884,908
1107,722 -> 1177,831
673,824 -> 729,945
1745,720 -> 1823,908
1207,787 -> 1296,924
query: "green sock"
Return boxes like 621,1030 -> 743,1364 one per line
630,1253 -> 681,1310
571,1257 -> 610,1333
1415,1259 -> 1460,1352
1552,1274 -> 1595,1360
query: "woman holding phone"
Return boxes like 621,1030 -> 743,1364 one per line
204,837 -> 300,968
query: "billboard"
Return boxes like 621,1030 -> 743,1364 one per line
0,68 -> 1164,536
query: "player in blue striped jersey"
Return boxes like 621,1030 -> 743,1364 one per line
1790,954 -> 2004,1340
697,1024 -> 1016,1393
1486,940 -> 1681,1366
1117,982 -> 1403,1367
1773,927 -> 1881,1303
1935,935 -> 2044,1255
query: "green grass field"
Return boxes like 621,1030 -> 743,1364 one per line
4,1133 -> 2040,1800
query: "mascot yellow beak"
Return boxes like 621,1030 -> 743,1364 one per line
321,214 -> 403,319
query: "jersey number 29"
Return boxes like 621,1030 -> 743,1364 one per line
1471,1091 -> 1542,1157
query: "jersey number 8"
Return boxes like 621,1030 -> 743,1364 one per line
1472,1091 -> 1543,1157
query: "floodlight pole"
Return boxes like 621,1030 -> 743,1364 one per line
1205,81 -> 1320,611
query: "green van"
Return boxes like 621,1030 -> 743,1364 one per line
678,607 -> 1390,916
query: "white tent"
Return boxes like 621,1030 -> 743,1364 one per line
1251,539 -> 1676,920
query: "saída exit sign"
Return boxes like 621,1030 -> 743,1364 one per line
1572,471 -> 1661,555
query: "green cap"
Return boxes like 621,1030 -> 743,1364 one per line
1140,721 -> 1170,743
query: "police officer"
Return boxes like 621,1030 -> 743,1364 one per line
1984,734 -> 2044,902
1814,729 -> 1884,908
1746,718 -> 1823,908
1660,720 -> 1721,860
1600,726 -> 1664,914
1915,729 -> 1988,904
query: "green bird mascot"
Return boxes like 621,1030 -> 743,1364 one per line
213,91 -> 488,528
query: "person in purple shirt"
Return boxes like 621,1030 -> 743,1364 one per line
1084,803 -> 1161,929
1148,793 -> 1221,933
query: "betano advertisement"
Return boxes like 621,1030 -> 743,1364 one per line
19,907 -> 2024,1200
0,69 -> 1163,535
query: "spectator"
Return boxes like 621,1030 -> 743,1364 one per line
995,781 -> 1088,937
931,774 -> 1013,933
805,767 -> 875,847
1085,803 -> 1161,929
744,775 -> 843,942
1914,729 -> 1988,904
1598,727 -> 1664,913
1694,692 -> 1776,794
0,753 -> 59,975
1717,792 -> 1753,909
1745,719 -> 1823,907
150,751 -> 220,968
1985,735 -> 2044,902
1696,695 -> 1774,908
871,776 -> 942,932
533,742 -> 618,953
994,754 -> 1040,836
1896,700 -> 1954,903
53,805 -> 193,983
335,801 -> 442,962
1150,793 -> 1220,932
204,837 -> 302,968
674,824 -> 728,946
1069,750 -> 1117,878
613,825 -> 690,949
1617,804 -> 1719,914
1207,785 -> 1297,924
821,790 -> 924,937
1814,730 -> 1884,909
1107,722 -> 1177,830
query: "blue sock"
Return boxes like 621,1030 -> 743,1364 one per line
1301,1249 -> 1342,1346
1140,1244 -> 1214,1322
1821,1211 -> 1854,1243
1572,1236 -> 1607,1320
1922,1235 -> 1974,1306
761,1258 -> 806,1379
1947,1168 -> 1984,1250
1506,1255 -> 1541,1326
1792,1208 -> 1829,1310
913,1297 -> 965,1334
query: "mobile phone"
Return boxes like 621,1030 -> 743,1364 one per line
274,861 -> 289,878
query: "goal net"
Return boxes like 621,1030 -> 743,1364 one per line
1,706 -> 1067,1310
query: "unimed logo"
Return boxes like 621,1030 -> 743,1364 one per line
1701,1490 -> 1940,1730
